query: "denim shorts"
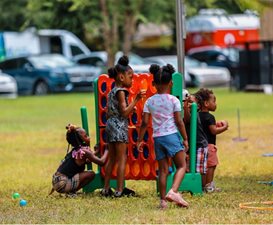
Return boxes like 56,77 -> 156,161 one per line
153,132 -> 184,161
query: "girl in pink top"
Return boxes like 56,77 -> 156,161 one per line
137,64 -> 189,209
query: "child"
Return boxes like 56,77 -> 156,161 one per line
195,88 -> 228,193
183,92 -> 209,189
101,55 -> 145,197
50,124 -> 109,196
137,64 -> 189,209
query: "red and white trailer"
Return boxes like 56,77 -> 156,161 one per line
185,9 -> 260,52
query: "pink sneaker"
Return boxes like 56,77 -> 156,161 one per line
166,189 -> 189,207
159,199 -> 168,210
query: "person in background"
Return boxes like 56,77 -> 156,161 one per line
183,91 -> 209,189
137,64 -> 189,209
195,88 -> 229,193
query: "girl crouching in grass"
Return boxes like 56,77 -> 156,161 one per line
50,124 -> 108,197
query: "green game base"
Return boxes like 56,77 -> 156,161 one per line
83,172 -> 117,193
83,172 -> 202,196
161,172 -> 203,196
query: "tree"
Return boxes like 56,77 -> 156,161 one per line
0,0 -> 28,31
1,0 -> 268,67
24,0 -> 86,40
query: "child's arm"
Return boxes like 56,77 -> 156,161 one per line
137,112 -> 150,151
83,147 -> 109,166
174,111 -> 189,151
209,120 -> 229,135
183,98 -> 191,124
117,90 -> 145,117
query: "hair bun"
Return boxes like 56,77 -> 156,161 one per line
118,55 -> 129,66
66,124 -> 77,132
164,64 -> 175,74
149,64 -> 160,75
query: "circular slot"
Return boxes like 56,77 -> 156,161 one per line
132,145 -> 139,159
143,145 -> 149,159
100,81 -> 107,93
101,96 -> 107,109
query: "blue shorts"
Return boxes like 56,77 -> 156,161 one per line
153,132 -> 184,161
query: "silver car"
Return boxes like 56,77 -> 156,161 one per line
146,55 -> 231,87
0,71 -> 17,98
73,51 -> 152,74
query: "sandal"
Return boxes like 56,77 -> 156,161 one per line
122,187 -> 136,197
100,188 -> 113,197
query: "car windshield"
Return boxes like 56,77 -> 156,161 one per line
160,56 -> 203,69
29,55 -> 75,69
222,48 -> 239,63
115,52 -> 147,65
129,53 -> 147,65
185,57 -> 202,67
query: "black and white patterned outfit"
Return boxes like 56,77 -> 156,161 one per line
106,87 -> 129,143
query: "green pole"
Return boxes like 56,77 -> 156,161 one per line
189,102 -> 197,173
81,106 -> 92,170
81,106 -> 89,135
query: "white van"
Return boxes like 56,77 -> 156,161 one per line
38,29 -> 91,59
0,28 -> 91,60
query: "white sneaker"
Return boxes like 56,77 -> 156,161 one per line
211,181 -> 221,192
204,183 -> 215,193
166,189 -> 189,207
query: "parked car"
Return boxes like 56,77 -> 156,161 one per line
0,71 -> 17,98
0,54 -> 101,95
73,51 -> 152,74
146,55 -> 231,87
187,46 -> 240,77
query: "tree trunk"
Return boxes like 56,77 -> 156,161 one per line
122,0 -> 143,55
123,13 -> 136,55
99,0 -> 119,68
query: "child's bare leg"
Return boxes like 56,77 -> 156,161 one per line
206,166 -> 216,184
172,150 -> 186,191
77,171 -> 95,190
103,143 -> 116,190
202,174 -> 207,188
158,158 -> 169,199
115,142 -> 127,192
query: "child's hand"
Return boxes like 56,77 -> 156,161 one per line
135,90 -> 146,101
137,141 -> 144,152
219,120 -> 228,130
183,140 -> 189,152
223,120 -> 229,130
94,144 -> 100,156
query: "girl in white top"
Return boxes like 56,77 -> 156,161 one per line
137,64 -> 189,209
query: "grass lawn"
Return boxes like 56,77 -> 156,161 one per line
0,88 -> 273,224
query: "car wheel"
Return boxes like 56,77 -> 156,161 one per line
33,81 -> 49,95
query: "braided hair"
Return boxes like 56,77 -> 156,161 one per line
108,55 -> 132,80
149,63 -> 175,85
65,124 -> 86,151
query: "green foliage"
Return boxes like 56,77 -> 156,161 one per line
24,0 -> 86,40
0,0 -> 268,52
0,89 -> 273,223
0,0 -> 28,31
185,0 -> 216,17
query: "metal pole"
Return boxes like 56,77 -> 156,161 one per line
237,108 -> 241,138
176,0 -> 186,88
